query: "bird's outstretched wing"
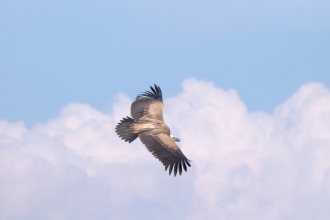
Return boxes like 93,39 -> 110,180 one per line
139,133 -> 191,176
131,84 -> 164,121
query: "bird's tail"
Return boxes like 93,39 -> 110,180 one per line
115,117 -> 138,143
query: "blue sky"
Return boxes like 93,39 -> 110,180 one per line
1,1 -> 330,219
1,0 -> 329,127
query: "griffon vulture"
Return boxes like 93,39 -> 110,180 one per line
115,84 -> 191,176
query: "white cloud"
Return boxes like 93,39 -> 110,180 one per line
1,78 -> 330,219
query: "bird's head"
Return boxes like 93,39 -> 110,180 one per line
170,134 -> 180,142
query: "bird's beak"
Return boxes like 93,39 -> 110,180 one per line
170,135 -> 180,142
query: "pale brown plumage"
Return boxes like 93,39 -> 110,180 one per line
115,84 -> 191,176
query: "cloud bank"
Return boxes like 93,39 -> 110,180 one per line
1,78 -> 330,219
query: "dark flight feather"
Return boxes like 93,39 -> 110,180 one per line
139,134 -> 190,176
115,117 -> 138,143
136,84 -> 163,102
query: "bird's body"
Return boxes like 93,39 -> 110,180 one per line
115,84 -> 191,176
130,120 -> 170,136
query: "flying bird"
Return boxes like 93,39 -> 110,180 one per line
115,84 -> 191,176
